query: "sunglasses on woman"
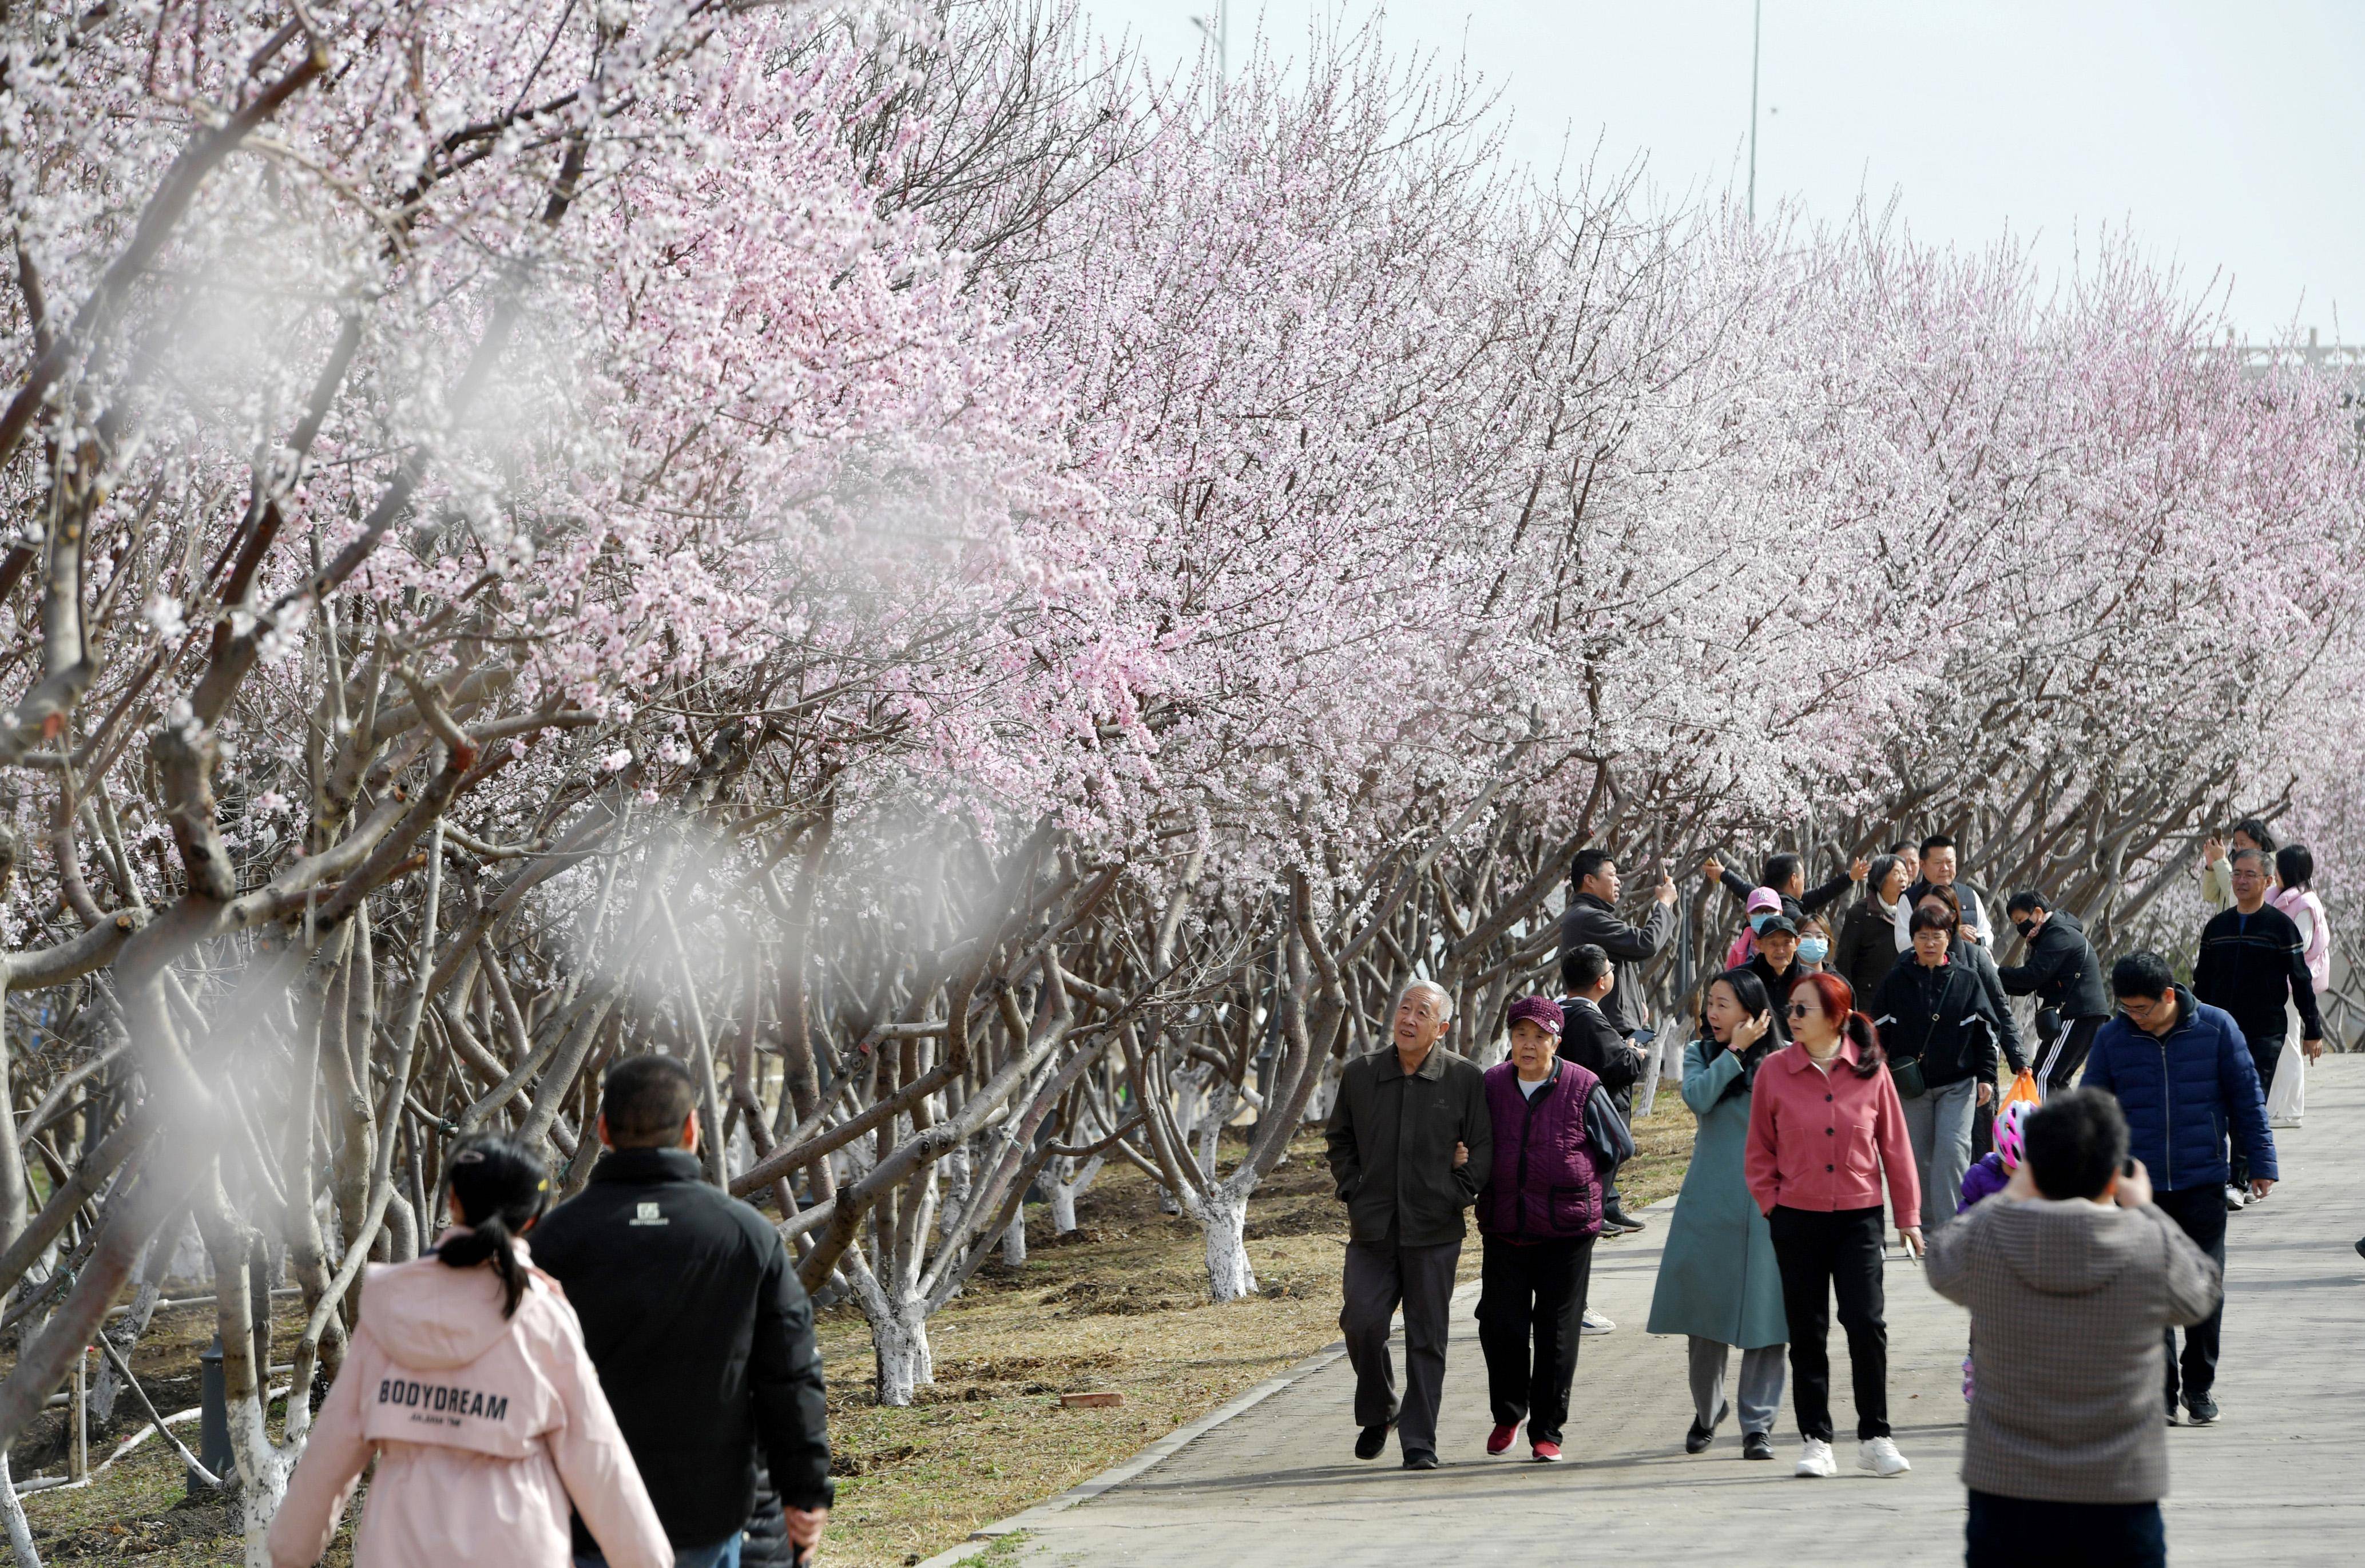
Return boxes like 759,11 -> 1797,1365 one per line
1785,1002 -> 1814,1019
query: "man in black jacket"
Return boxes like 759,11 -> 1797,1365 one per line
533,1055 -> 832,1567
1325,981 -> 1491,1470
2193,849 -> 2323,1199
1558,944 -> 1645,1241
1558,848 -> 1674,1038
1998,892 -> 2110,1091
1702,850 -> 1867,924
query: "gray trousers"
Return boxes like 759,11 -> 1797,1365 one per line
1687,1336 -> 1785,1437
1900,1076 -> 1979,1231
1341,1238 -> 1462,1458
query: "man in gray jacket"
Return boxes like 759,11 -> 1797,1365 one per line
1926,1089 -> 2220,1568
1326,981 -> 1491,1470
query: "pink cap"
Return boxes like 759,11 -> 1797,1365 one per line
1746,887 -> 1783,914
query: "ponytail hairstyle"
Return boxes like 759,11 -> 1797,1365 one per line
435,1134 -> 551,1319
1789,970 -> 1884,1081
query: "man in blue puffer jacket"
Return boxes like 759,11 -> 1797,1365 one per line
2081,951 -> 2276,1428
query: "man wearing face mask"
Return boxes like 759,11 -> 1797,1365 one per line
1997,891 -> 2109,1095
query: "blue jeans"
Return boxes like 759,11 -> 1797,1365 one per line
577,1537 -> 741,1568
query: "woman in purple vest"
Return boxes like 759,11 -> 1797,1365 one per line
1475,995 -> 1636,1462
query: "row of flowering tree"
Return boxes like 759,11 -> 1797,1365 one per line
1,3 -> 2362,1562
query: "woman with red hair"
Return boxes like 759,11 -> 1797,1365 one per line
1744,970 -> 1921,1483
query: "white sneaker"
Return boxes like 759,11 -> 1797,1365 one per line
1856,1436 -> 1911,1476
1581,1308 -> 1616,1335
2224,1184 -> 2247,1212
1794,1438 -> 1837,1478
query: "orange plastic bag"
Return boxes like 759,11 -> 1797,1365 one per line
2001,1068 -> 2041,1110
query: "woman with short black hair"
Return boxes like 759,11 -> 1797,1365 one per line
1648,969 -> 1788,1461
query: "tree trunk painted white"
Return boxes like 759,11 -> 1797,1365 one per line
1304,1054 -> 1344,1124
868,1299 -> 932,1407
0,1452 -> 41,1568
1193,1080 -> 1238,1181
1202,1187 -> 1257,1302
1000,1210 -> 1026,1267
846,1259 -> 934,1407
1045,1154 -> 1102,1233
937,1146 -> 970,1244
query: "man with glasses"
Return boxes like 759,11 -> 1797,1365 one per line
2192,846 -> 2323,1208
2080,951 -> 2276,1428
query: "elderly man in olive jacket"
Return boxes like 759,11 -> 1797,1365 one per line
1326,981 -> 1493,1470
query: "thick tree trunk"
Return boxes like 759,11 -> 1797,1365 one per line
1202,1186 -> 1257,1303
845,1253 -> 934,1407
999,1211 -> 1026,1267
1045,1154 -> 1101,1233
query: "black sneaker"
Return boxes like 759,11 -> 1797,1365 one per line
2354,1236 -> 2364,1261
1685,1418 -> 1715,1454
1355,1421 -> 1393,1460
2183,1393 -> 2219,1426
1402,1451 -> 1440,1471
1742,1431 -> 1775,1461
1602,1201 -> 1648,1233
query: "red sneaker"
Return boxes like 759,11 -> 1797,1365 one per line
1486,1423 -> 1520,1455
1531,1440 -> 1564,1463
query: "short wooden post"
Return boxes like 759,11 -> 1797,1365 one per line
69,1345 -> 88,1480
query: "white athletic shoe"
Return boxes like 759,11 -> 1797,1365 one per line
2224,1184 -> 2247,1212
1581,1308 -> 1616,1335
1856,1436 -> 1911,1476
1794,1438 -> 1838,1478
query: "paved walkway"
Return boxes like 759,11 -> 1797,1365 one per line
990,1057 -> 2365,1566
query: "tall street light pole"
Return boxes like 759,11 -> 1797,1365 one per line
1748,0 -> 1763,221
1192,1 -> 1229,88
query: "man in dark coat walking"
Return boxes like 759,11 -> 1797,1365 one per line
1998,891 -> 2110,1091
2082,952 -> 2275,1427
533,1055 -> 834,1567
2192,847 -> 2324,1128
1326,981 -> 1492,1470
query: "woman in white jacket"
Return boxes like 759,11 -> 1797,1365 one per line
2267,844 -> 2331,1129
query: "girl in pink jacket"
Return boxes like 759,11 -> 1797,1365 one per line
269,1137 -> 673,1568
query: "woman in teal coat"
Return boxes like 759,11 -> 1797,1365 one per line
1646,967 -> 1788,1460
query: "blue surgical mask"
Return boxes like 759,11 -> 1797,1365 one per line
1797,936 -> 1831,964
1749,911 -> 1775,933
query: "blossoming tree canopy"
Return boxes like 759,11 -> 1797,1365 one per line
1,10 -> 2363,1549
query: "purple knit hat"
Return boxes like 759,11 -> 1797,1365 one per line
1506,995 -> 1564,1038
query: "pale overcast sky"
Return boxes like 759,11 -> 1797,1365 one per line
1074,1 -> 2365,342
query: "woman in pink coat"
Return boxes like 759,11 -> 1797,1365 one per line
1744,970 -> 1920,1484
269,1137 -> 673,1568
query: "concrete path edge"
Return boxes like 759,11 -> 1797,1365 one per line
914,1279 -> 1492,1567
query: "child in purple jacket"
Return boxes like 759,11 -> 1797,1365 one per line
1958,1099 -> 2035,1400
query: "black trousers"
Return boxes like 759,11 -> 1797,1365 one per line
2037,1013 -> 2105,1090
1604,1081 -> 1632,1205
2153,1184 -> 2228,1408
1340,1239 -> 1461,1458
1768,1204 -> 1889,1442
1474,1233 -> 1596,1444
1966,1491 -> 2165,1568
2229,1030 -> 2281,1189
